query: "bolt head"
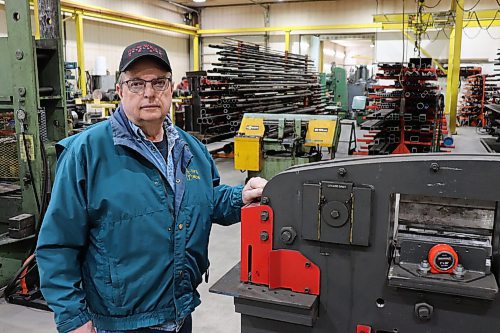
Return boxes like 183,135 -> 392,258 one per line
430,162 -> 440,172
260,231 -> 269,241
330,210 -> 340,219
281,230 -> 292,242
418,306 -> 431,319
15,49 -> 23,60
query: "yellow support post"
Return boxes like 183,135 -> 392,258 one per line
193,30 -> 199,71
75,11 -> 87,97
33,0 -> 41,39
319,41 -> 324,73
284,30 -> 290,52
445,0 -> 464,134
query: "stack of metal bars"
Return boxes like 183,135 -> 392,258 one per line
185,38 -> 326,144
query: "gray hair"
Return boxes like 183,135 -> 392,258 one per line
117,72 -> 127,85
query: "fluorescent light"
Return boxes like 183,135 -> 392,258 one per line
193,0 -> 206,2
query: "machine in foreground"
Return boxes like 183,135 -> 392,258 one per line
211,154 -> 500,333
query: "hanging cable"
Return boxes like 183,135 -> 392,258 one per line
473,10 -> 500,30
463,27 -> 482,39
454,0 -> 482,12
423,0 -> 443,9
486,28 -> 500,39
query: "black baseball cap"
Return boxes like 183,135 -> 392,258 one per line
119,41 -> 172,73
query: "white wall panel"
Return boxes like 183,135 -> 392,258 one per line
270,0 -> 376,26
202,5 -> 265,30
74,0 -> 186,24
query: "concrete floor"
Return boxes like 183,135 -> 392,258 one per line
0,125 -> 491,333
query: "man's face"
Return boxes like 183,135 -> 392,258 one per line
116,58 -> 173,126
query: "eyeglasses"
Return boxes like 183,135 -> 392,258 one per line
121,77 -> 171,94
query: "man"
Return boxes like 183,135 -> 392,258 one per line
175,76 -> 189,92
36,41 -> 267,333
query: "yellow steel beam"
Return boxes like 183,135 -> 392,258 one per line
75,11 -> 87,97
33,0 -> 40,40
193,33 -> 199,71
445,0 -> 465,134
284,30 -> 290,52
403,31 -> 446,73
60,0 -> 197,35
198,23 -> 381,35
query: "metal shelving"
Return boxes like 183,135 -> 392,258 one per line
183,39 -> 325,144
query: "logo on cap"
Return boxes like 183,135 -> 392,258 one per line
127,43 -> 165,58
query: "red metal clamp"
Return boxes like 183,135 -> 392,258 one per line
240,203 -> 320,295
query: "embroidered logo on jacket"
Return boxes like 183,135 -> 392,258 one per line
186,168 -> 201,181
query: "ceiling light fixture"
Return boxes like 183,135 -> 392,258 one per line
193,0 -> 206,2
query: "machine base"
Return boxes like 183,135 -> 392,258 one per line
210,263 -> 318,327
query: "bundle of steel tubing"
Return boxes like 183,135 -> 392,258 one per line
185,38 -> 326,144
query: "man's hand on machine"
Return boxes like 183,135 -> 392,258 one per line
242,177 -> 268,205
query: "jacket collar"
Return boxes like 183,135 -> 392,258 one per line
110,105 -> 192,171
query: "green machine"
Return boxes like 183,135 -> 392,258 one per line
0,0 -> 68,306
234,113 -> 340,180
325,64 -> 348,118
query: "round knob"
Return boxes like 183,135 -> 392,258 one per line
428,243 -> 458,274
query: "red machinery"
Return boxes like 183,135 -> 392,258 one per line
240,203 -> 320,296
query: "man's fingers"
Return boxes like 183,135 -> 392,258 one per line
243,188 -> 264,204
248,177 -> 268,189
248,187 -> 263,198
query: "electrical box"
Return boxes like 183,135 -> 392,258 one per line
234,136 -> 262,171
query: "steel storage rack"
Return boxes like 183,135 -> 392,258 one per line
356,63 -> 403,155
358,62 -> 448,155
481,48 -> 500,152
184,39 -> 325,144
393,66 -> 445,154
458,74 -> 487,127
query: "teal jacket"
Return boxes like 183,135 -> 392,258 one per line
36,107 -> 244,333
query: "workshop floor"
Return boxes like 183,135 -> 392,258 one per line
0,125 -> 490,333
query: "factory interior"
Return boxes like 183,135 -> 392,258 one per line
0,0 -> 500,332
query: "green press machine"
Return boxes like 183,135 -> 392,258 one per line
0,0 -> 68,308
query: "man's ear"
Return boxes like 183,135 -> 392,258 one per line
116,83 -> 123,99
